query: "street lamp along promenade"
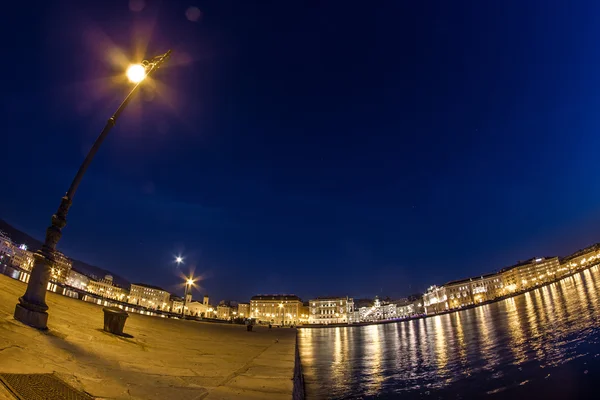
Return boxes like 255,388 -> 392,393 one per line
14,50 -> 172,330
182,277 -> 194,317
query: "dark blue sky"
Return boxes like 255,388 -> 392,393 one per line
2,0 -> 600,302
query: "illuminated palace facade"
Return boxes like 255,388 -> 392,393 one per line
308,297 -> 354,324
87,275 -> 128,301
250,294 -> 305,325
128,283 -> 171,310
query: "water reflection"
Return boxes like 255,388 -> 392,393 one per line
298,267 -> 600,399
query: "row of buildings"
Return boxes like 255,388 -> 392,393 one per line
247,294 -> 423,326
4,229 -> 600,326
423,244 -> 600,314
248,243 -> 600,325
0,231 -> 233,318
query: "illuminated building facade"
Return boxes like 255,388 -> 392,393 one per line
423,285 -> 448,314
0,234 -> 34,272
129,283 -> 170,310
0,231 -> 15,265
250,294 -> 303,325
393,299 -> 421,318
50,251 -> 72,284
169,295 -> 184,314
12,244 -> 34,272
308,296 -> 354,324
299,303 -> 310,324
348,310 -> 360,323
237,303 -> 250,318
358,297 -> 384,322
445,278 -> 473,308
185,295 -> 210,316
501,257 -> 560,291
87,275 -> 128,301
470,273 -> 504,302
65,269 -> 89,290
217,304 -> 232,320
562,243 -> 600,274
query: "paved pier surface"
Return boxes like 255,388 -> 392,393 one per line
0,275 -> 297,400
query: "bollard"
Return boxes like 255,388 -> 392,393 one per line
102,306 -> 129,335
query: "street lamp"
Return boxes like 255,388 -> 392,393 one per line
126,64 -> 147,83
14,50 -> 172,329
182,277 -> 194,318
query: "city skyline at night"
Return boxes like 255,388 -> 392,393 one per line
2,1 -> 600,303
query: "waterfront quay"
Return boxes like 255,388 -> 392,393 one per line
0,274 -> 300,400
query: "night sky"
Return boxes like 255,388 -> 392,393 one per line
2,0 -> 600,302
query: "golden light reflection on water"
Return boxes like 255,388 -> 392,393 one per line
475,305 -> 500,371
506,296 -> 527,365
433,316 -> 448,374
362,325 -> 384,396
408,320 -> 418,371
300,267 -> 600,399
453,311 -> 468,369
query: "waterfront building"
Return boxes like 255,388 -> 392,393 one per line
169,295 -> 183,314
358,297 -> 384,322
445,278 -> 474,309
65,268 -> 89,290
217,304 -> 232,320
382,303 -> 397,319
129,283 -> 170,310
87,275 -> 128,301
250,294 -> 303,325
562,243 -> 600,274
299,303 -> 310,324
470,273 -> 504,302
501,257 -> 560,292
11,244 -> 34,272
237,303 -> 250,318
393,298 -> 419,318
0,232 -> 14,260
423,285 -> 448,314
308,296 -> 354,324
186,295 -> 210,317
348,310 -> 360,324
50,251 -> 72,284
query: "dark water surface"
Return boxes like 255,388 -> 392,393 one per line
299,266 -> 600,399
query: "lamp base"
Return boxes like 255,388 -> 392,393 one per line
14,304 -> 48,330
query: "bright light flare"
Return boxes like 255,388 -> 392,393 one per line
186,278 -> 194,285
175,256 -> 184,264
126,64 -> 147,83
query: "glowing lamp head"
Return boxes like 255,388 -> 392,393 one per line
127,64 -> 147,83
175,256 -> 184,264
186,279 -> 194,285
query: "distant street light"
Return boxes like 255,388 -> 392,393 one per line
175,256 -> 184,264
14,50 -> 172,330
182,277 -> 194,318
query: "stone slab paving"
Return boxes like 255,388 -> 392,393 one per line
0,275 -> 296,400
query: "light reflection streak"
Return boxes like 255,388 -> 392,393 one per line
453,312 -> 467,369
475,305 -> 500,371
363,325 -> 384,396
433,316 -> 448,375
505,297 -> 527,365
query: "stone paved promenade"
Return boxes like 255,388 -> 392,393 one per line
0,275 -> 297,400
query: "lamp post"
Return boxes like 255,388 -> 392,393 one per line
14,50 -> 172,329
182,278 -> 193,318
